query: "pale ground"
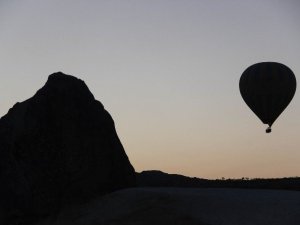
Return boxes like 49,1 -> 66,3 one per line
37,188 -> 300,225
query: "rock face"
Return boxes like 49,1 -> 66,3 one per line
0,72 -> 135,223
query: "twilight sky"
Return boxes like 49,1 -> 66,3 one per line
0,0 -> 299,179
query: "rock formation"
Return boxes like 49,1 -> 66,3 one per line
0,72 -> 135,224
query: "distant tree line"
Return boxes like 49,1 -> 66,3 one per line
137,170 -> 300,191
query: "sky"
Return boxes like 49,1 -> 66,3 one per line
0,0 -> 299,179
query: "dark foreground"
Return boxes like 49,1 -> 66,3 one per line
36,187 -> 300,225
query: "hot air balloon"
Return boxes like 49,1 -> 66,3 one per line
239,62 -> 297,133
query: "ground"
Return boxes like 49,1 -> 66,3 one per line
37,188 -> 300,225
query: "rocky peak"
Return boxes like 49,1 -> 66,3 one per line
34,72 -> 95,104
0,72 -> 136,224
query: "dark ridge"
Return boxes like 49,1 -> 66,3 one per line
137,170 -> 300,191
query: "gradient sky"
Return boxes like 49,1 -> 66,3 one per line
1,0 -> 300,179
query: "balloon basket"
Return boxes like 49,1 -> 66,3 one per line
266,127 -> 272,133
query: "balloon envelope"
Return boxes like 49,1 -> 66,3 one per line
239,62 -> 296,131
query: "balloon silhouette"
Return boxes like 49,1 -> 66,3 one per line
239,62 -> 297,133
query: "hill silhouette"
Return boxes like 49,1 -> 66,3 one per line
0,72 -> 135,224
137,170 -> 300,191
